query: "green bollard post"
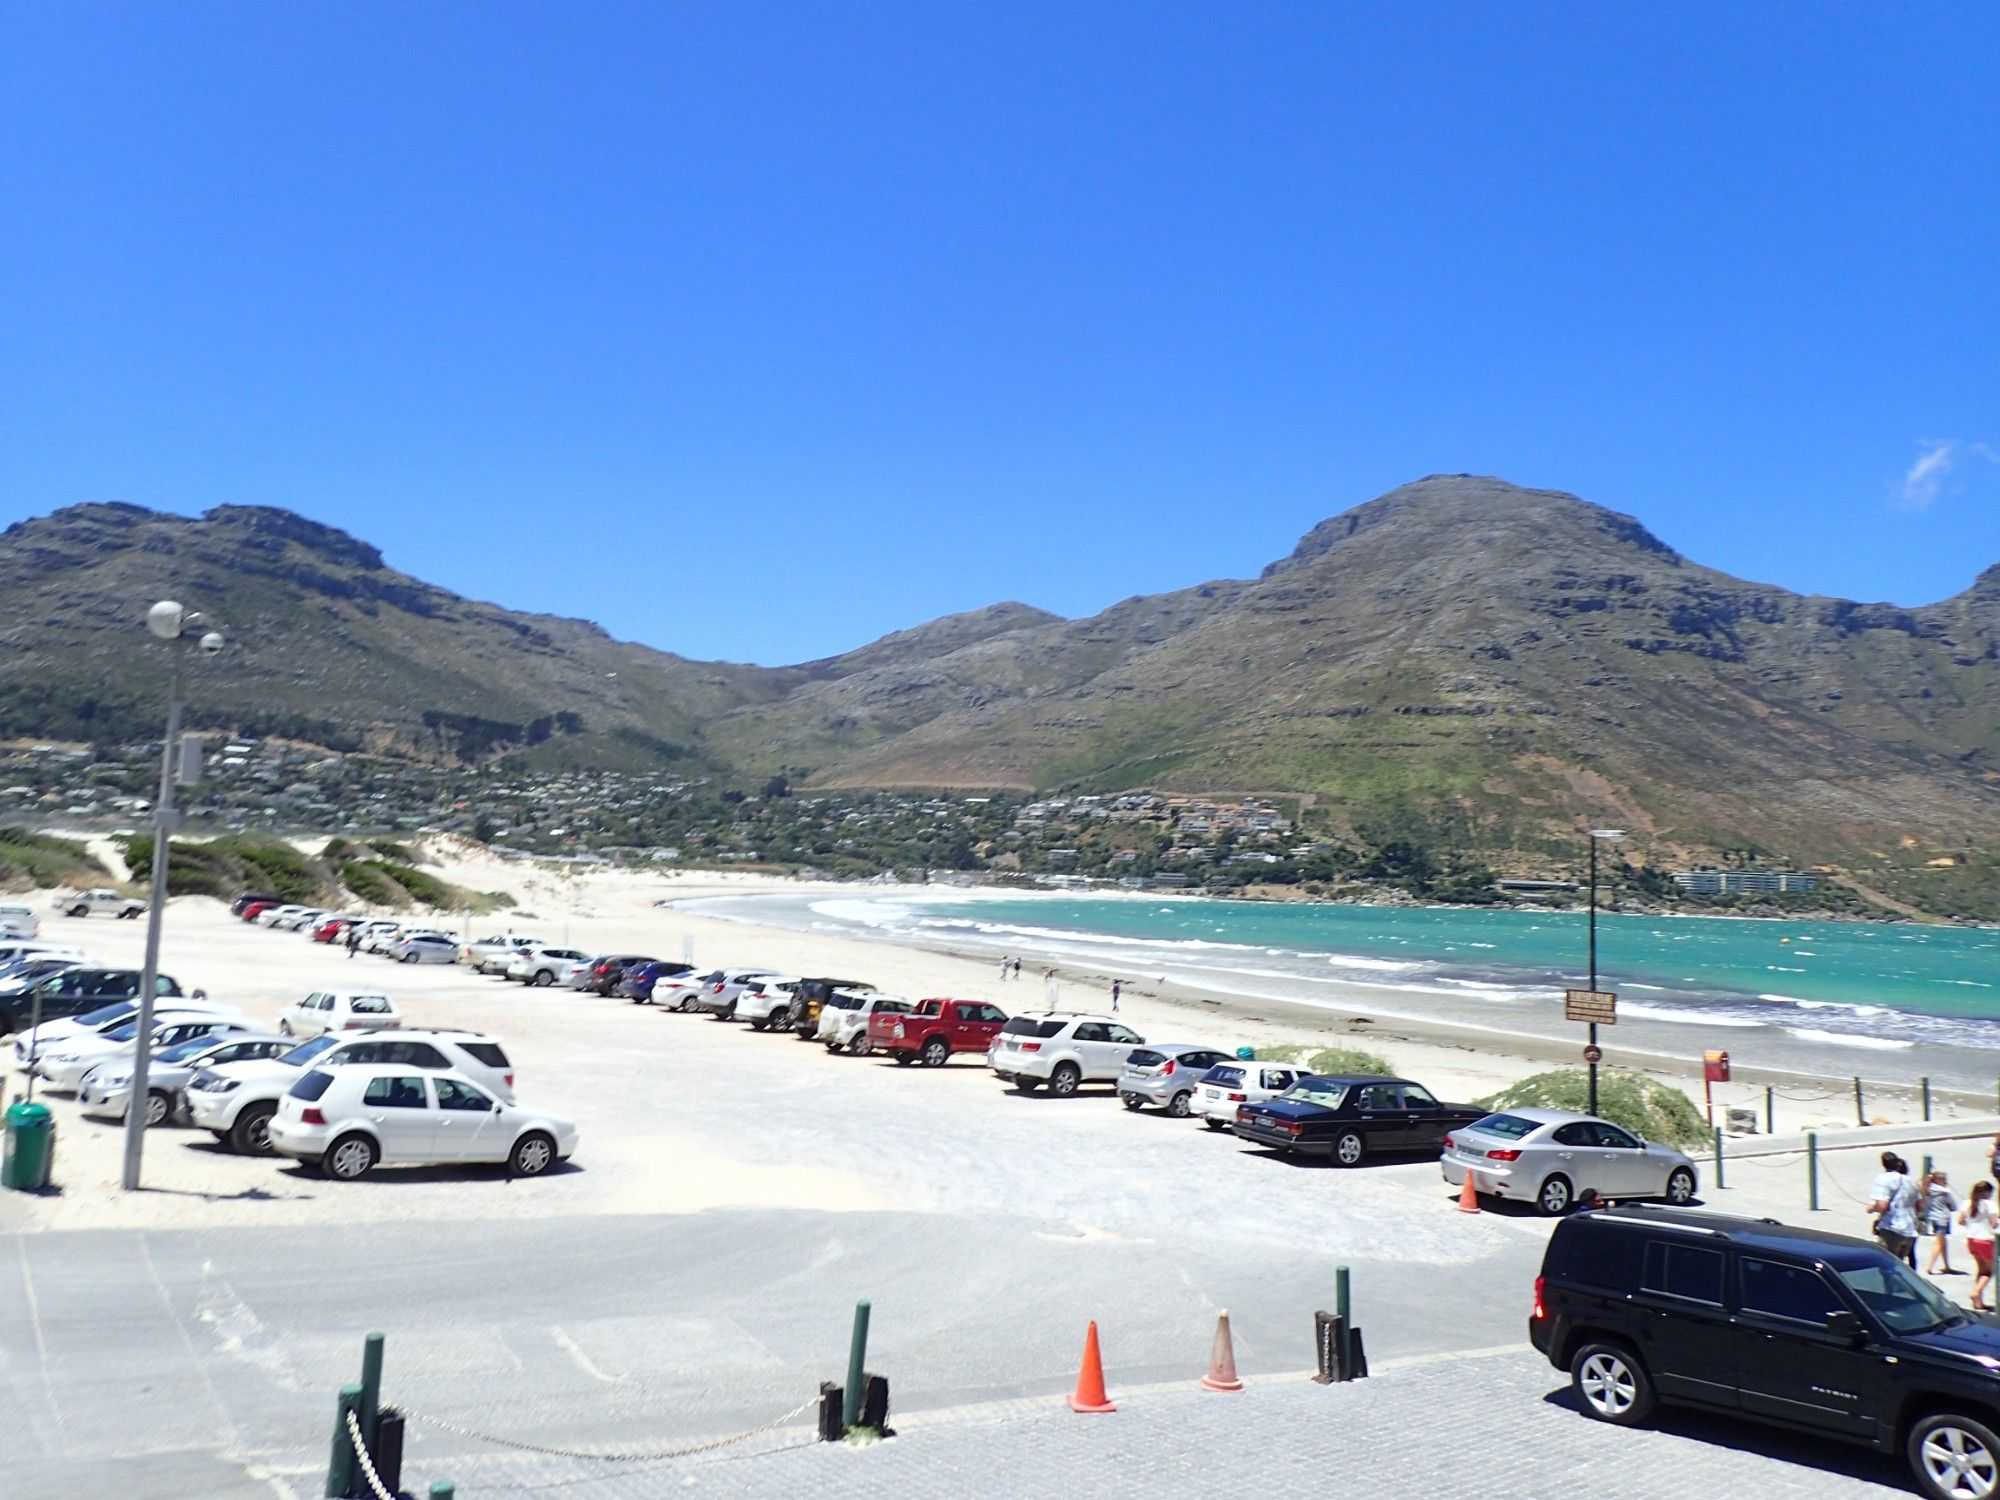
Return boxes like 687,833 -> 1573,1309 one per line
358,1332 -> 384,1455
428,1484 -> 455,1499
1923,1078 -> 1932,1123
1808,1131 -> 1819,1211
1765,1085 -> 1774,1137
1855,1076 -> 1866,1127
1335,1264 -> 1352,1377
842,1300 -> 871,1433
1713,1127 -> 1725,1191
325,1383 -> 364,1498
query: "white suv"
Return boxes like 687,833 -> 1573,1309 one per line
186,1028 -> 515,1155
734,976 -> 802,1031
817,992 -> 909,1054
505,947 -> 592,987
990,1013 -> 1147,1096
56,888 -> 144,919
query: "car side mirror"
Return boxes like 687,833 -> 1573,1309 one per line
1826,1310 -> 1863,1341
492,1102 -> 503,1113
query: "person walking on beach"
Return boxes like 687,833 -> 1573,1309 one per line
1111,979 -> 1122,1013
1964,1181 -> 1997,1313
999,955 -> 1012,982
1011,957 -> 1022,981
1869,1151 -> 1919,1267
1924,1170 -> 1961,1276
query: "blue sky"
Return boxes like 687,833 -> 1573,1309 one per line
3,5 -> 1995,665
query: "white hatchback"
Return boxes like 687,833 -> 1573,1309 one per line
1192,1060 -> 1312,1130
269,1064 -> 578,1181
278,990 -> 402,1039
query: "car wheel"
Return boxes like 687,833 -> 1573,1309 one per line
68,904 -> 89,918
1332,1130 -> 1365,1168
323,1133 -> 377,1181
1910,1413 -> 2000,1500
1049,1063 -> 1081,1097
1013,1077 -> 1040,1093
279,1019 -> 292,1036
509,1131 -> 557,1177
531,970 -> 553,987
1664,1167 -> 1696,1205
1203,1117 -> 1228,1131
892,1051 -> 912,1066
230,1102 -> 278,1157
1121,1094 -> 1145,1111
921,1038 -> 949,1068
1538,1174 -> 1574,1216
677,994 -> 698,1013
1570,1341 -> 1655,1426
1167,1090 -> 1193,1118
143,1090 -> 171,1128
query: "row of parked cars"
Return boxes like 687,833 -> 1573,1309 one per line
462,939 -> 1704,1214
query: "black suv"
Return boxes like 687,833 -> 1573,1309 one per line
1534,1205 -> 2000,1500
0,967 -> 183,1035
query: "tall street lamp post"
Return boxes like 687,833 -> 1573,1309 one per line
122,600 -> 224,1192
1586,828 -> 1626,1118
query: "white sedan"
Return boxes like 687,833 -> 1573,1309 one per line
277,990 -> 402,1038
1441,1107 -> 1699,1215
268,1064 -> 578,1180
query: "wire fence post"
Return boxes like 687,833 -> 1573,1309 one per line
1808,1131 -> 1819,1211
1855,1076 -> 1866,1127
842,1300 -> 871,1433
1713,1127 -> 1724,1191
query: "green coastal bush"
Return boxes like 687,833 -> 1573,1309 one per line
1254,1043 -> 1393,1076
0,826 -> 112,891
1474,1068 -> 1709,1149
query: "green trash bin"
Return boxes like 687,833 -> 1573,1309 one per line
2,1100 -> 54,1191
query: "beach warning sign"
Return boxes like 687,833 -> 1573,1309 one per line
1565,989 -> 1618,1024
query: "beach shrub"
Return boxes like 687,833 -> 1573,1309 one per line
121,833 -> 332,902
339,860 -> 408,907
1254,1043 -> 1393,1076
1474,1068 -> 1709,1150
0,826 -> 112,891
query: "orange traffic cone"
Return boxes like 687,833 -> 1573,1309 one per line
1457,1168 -> 1481,1214
1068,1320 -> 1117,1413
1201,1310 -> 1244,1391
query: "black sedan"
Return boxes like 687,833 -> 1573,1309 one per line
1231,1074 -> 1484,1167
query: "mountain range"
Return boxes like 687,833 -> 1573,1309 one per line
6,476 -> 2000,898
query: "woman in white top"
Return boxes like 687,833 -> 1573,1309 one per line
1961,1180 -> 1997,1313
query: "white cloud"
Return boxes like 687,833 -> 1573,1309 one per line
1897,439 -> 1957,509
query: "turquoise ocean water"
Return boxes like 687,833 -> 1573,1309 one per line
684,890 -> 2000,1084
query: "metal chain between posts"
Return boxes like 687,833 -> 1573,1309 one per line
345,1407 -> 397,1500
401,1396 -> 818,1463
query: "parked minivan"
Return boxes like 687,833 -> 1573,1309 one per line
1534,1204 -> 2000,1500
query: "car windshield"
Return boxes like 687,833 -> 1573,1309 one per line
349,996 -> 393,1014
279,1035 -> 340,1067
1468,1113 -> 1542,1140
103,1022 -> 140,1042
1278,1081 -> 1349,1109
78,1002 -> 134,1027
1001,1017 -> 1067,1039
1838,1259 -> 1962,1334
157,1037 -> 217,1063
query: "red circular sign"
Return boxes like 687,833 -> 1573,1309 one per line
1582,1044 -> 1604,1064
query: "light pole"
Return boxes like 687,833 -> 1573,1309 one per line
1585,828 -> 1625,1117
121,600 -> 224,1191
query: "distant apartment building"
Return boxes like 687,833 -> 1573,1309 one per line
1671,870 -> 1818,895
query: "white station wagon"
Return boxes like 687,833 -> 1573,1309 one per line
1192,1060 -> 1311,1130
277,990 -> 402,1038
269,1064 -> 577,1180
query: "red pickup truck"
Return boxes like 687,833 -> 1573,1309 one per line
869,998 -> 1009,1067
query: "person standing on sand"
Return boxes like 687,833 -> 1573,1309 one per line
1111,979 -> 1122,1013
999,955 -> 1011,982
345,924 -> 359,959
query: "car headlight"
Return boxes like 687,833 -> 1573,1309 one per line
100,1073 -> 131,1088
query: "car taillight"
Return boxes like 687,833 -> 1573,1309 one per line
1020,1042 -> 1041,1052
1443,1135 -> 1453,1150
1227,1092 -> 1246,1102
1161,1060 -> 1175,1075
302,1108 -> 325,1125
504,1074 -> 514,1088
343,1020 -> 366,1029
1532,1275 -> 1546,1322
1487,1148 -> 1521,1161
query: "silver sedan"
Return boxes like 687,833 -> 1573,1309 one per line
1440,1106 -> 1698,1215
77,1031 -> 292,1126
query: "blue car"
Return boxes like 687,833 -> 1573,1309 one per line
618,960 -> 693,1003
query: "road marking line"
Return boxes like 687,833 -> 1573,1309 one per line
553,1325 -> 620,1383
